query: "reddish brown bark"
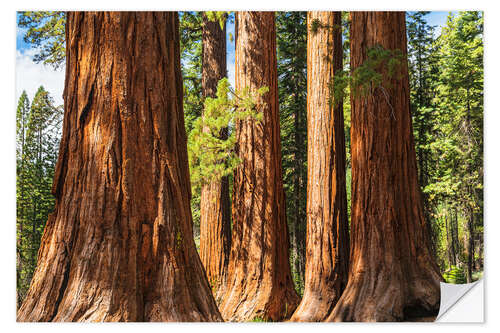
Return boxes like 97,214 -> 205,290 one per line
328,11 -> 442,322
290,11 -> 349,322
17,11 -> 222,322
218,11 -> 300,322
199,13 -> 231,297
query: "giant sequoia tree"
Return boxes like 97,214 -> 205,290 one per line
290,11 -> 349,322
328,12 -> 442,322
199,12 -> 232,295
17,12 -> 222,322
218,11 -> 300,322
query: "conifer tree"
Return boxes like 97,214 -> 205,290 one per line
276,11 -> 308,294
16,91 -> 31,307
16,87 -> 61,308
428,11 -> 483,282
406,11 -> 439,256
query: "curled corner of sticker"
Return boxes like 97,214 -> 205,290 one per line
435,278 -> 484,322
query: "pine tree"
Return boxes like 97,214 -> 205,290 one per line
24,87 -> 60,265
276,11 -> 307,295
179,12 -> 204,239
16,91 -> 31,307
406,11 -> 439,257
427,11 -> 483,282
16,87 -> 61,308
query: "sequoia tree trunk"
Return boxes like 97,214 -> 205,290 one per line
328,12 -> 443,322
199,12 -> 232,297
17,12 -> 222,322
290,11 -> 349,322
218,11 -> 300,322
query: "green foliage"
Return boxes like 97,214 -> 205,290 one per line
187,78 -> 267,191
179,12 -> 204,236
277,11 -> 308,296
331,45 -> 405,110
406,11 -> 441,254
18,11 -> 66,69
407,11 -> 483,279
205,11 -> 230,30
180,12 -> 204,134
472,271 -> 483,282
424,12 -> 483,208
16,87 -> 62,307
443,265 -> 467,284
309,18 -> 341,35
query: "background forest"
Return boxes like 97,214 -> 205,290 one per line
16,11 -> 483,310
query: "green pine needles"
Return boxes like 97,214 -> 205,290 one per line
204,11 -> 230,30
309,18 -> 342,35
330,45 -> 405,111
188,78 -> 268,191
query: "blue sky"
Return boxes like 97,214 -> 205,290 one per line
426,11 -> 451,28
226,15 -> 236,90
16,11 -> 452,108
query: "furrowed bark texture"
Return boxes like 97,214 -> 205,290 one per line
218,11 -> 300,322
17,11 -> 222,322
290,11 -> 349,322
199,13 -> 232,297
328,11 -> 443,322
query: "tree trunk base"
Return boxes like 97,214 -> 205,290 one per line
327,271 -> 440,322
289,291 -> 338,322
219,283 -> 299,322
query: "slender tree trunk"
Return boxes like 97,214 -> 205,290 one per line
328,12 -> 442,322
466,210 -> 474,282
452,209 -> 460,265
17,12 -> 222,322
219,11 -> 300,322
445,211 -> 456,267
31,200 -> 37,262
464,88 -> 475,283
476,231 -> 483,270
291,11 -> 349,322
199,12 -> 231,298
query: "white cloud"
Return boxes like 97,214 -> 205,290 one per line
15,45 -> 234,106
15,49 -> 65,107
